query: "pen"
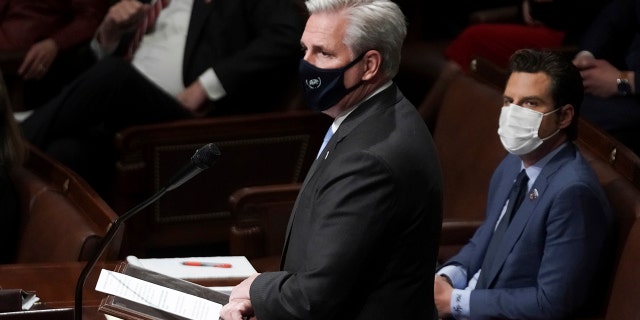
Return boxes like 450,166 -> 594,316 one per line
181,261 -> 233,268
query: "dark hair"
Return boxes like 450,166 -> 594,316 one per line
507,49 -> 584,140
0,71 -> 26,169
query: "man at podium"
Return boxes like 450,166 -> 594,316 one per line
219,0 -> 444,319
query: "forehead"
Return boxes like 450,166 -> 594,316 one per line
301,12 -> 349,51
504,72 -> 552,100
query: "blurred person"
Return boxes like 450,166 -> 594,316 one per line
219,0 -> 444,319
435,49 -> 613,319
0,71 -> 26,263
0,0 -> 109,110
445,0 -> 609,73
394,0 -> 519,42
19,0 -> 305,199
572,0 -> 640,155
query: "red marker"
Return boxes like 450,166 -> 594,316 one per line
182,261 -> 233,268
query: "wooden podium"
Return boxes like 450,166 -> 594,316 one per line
0,307 -> 73,320
0,262 -> 243,320
98,263 -> 229,320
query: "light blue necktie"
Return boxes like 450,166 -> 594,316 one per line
317,127 -> 334,159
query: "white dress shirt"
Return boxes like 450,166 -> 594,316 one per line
91,0 -> 226,100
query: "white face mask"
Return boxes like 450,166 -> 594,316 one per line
498,103 -> 560,155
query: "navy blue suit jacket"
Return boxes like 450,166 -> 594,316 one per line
442,143 -> 613,319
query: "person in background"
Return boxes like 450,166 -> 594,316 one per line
0,0 -> 109,110
393,0 -> 519,42
0,71 -> 26,263
219,0 -> 444,319
19,0 -> 305,200
572,0 -> 640,156
444,0 -> 609,73
434,49 -> 613,319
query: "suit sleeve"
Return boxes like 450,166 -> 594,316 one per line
249,150 -> 399,319
208,0 -> 305,97
579,0 -> 638,63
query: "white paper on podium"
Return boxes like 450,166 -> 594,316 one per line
126,256 -> 257,279
95,269 -> 222,320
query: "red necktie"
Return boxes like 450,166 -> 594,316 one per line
125,0 -> 169,60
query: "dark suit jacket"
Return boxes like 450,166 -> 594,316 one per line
441,143 -> 613,319
115,0 -> 306,114
526,0 -> 610,45
578,0 -> 640,152
250,85 -> 444,320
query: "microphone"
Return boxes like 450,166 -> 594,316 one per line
164,142 -> 220,192
74,143 -> 221,320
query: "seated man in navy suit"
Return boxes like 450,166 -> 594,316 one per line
434,49 -> 614,319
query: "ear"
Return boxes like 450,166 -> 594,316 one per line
557,104 -> 574,129
361,50 -> 382,81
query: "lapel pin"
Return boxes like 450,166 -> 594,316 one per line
529,188 -> 538,200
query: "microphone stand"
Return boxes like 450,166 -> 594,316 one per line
73,142 -> 220,320
74,186 -> 170,320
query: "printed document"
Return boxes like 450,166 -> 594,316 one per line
95,269 -> 222,320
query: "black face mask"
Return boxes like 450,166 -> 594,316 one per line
299,53 -> 365,111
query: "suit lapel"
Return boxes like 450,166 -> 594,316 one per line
482,144 -> 576,287
298,85 -> 399,188
281,85 -> 400,264
184,0 -> 214,66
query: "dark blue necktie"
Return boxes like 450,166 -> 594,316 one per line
476,169 -> 529,288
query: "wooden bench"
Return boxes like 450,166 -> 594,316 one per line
113,110 -> 331,258
10,144 -> 121,262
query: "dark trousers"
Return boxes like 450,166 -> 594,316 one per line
20,56 -> 192,200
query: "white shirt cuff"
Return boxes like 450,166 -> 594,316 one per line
451,288 -> 471,320
199,68 -> 227,101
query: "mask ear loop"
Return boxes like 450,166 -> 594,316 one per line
540,106 -> 564,141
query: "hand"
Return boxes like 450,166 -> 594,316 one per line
229,273 -> 259,301
97,0 -> 151,49
574,57 -> 621,98
18,39 -> 59,80
177,80 -> 210,117
434,275 -> 453,318
219,299 -> 256,320
219,273 -> 260,320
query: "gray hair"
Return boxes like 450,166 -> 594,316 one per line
305,0 -> 407,79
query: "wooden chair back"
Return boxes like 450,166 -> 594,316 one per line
11,144 -> 121,262
113,110 -> 331,258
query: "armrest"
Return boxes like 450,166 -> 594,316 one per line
469,5 -> 520,24
228,183 -> 300,260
